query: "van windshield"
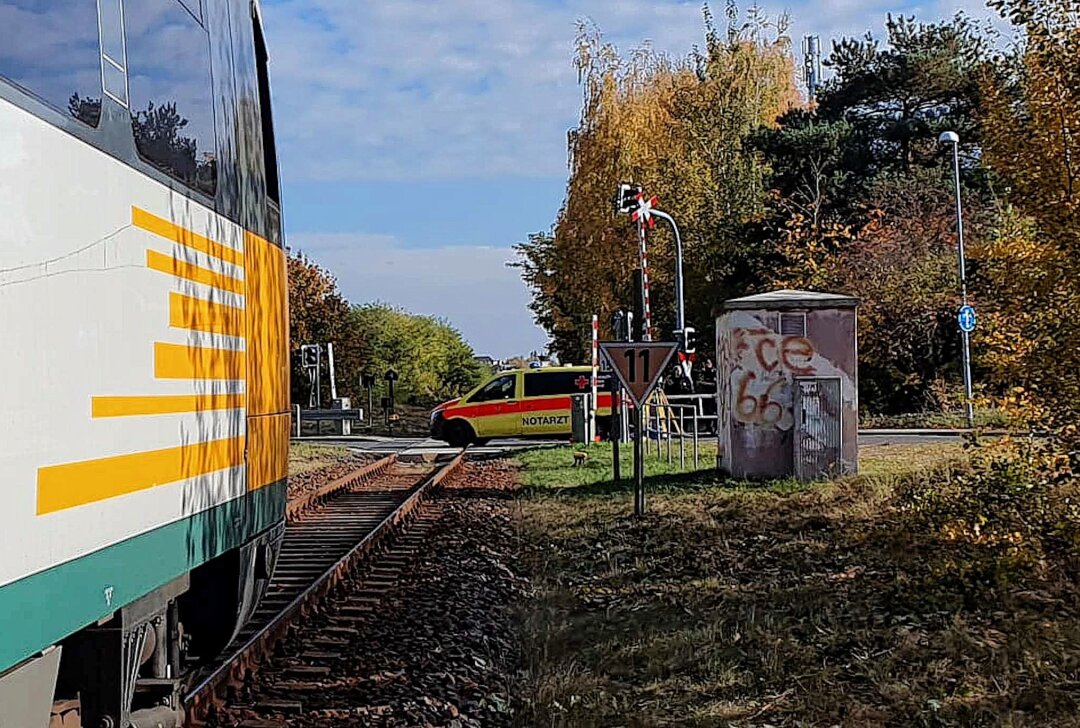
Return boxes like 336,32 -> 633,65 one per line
468,375 -> 516,403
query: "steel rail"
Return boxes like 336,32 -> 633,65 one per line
183,450 -> 465,723
285,453 -> 397,519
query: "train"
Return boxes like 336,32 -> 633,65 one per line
0,1 -> 290,726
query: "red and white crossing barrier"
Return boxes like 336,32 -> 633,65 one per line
591,314 -> 599,441
635,193 -> 656,341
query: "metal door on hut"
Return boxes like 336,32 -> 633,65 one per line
794,377 -> 842,481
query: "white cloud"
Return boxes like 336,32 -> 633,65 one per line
261,0 -> 1004,185
269,0 -> 1007,358
289,233 -> 548,358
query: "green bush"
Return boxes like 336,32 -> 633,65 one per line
902,435 -> 1080,596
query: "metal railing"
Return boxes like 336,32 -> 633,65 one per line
645,402 -> 703,470
292,404 -> 365,437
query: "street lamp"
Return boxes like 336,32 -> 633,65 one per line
939,130 -> 975,429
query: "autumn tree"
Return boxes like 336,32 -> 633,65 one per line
976,0 -> 1080,420
288,254 -> 484,407
752,14 -> 994,413
287,251 -> 361,405
516,5 -> 799,362
811,172 -> 996,411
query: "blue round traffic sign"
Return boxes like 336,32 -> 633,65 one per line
958,304 -> 976,333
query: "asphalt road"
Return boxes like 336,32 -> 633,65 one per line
296,430 -> 978,456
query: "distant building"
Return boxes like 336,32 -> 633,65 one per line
473,355 -> 495,367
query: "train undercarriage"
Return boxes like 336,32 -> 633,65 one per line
0,525 -> 283,728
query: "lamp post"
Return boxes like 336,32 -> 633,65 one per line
939,130 -> 975,429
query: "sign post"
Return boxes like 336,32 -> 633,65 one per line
384,369 -> 398,436
957,303 -> 976,428
600,341 -> 678,516
609,310 -> 625,482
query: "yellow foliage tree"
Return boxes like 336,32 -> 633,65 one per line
516,7 -> 799,361
979,0 -> 1080,421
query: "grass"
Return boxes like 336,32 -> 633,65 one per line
287,442 -> 352,476
862,408 -> 1015,430
858,441 -> 965,477
518,440 -> 963,497
513,440 -> 1080,727
519,441 -> 720,493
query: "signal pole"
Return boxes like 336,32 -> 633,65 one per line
648,209 -> 685,336
610,310 -> 626,482
301,344 -> 321,408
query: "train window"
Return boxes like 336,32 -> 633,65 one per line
176,0 -> 201,24
0,0 -> 103,127
98,0 -> 128,107
125,0 -> 217,196
254,17 -> 281,204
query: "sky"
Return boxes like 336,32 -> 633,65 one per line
260,0 -> 1007,359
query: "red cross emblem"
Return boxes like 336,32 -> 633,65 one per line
574,375 -> 590,389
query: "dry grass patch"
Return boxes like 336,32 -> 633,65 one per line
514,441 -> 1080,727
287,442 -> 354,476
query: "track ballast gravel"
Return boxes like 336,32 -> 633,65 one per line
286,453 -> 380,503
225,459 -> 522,727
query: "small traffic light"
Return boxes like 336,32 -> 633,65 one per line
613,183 -> 642,214
611,310 -> 626,341
361,373 -> 377,389
681,327 -> 697,355
301,344 -> 319,368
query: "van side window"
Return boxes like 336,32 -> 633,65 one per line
125,0 -> 217,195
525,372 -> 594,397
0,0 -> 103,127
469,376 -> 516,403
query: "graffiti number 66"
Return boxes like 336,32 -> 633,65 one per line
736,372 -> 786,426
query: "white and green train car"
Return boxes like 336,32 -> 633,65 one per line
0,1 -> 291,725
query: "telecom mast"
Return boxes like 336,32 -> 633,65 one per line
803,35 -> 822,99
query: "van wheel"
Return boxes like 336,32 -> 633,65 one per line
445,420 -> 475,448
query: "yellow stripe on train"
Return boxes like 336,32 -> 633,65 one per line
37,436 -> 246,515
132,206 -> 245,268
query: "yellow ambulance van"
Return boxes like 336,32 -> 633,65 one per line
430,366 -> 613,447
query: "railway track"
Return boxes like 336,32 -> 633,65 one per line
183,451 -> 465,726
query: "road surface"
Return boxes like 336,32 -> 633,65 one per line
296,429 -> 988,457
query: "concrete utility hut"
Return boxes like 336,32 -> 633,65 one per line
715,289 -> 859,480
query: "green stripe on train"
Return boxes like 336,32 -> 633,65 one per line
0,481 -> 286,672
